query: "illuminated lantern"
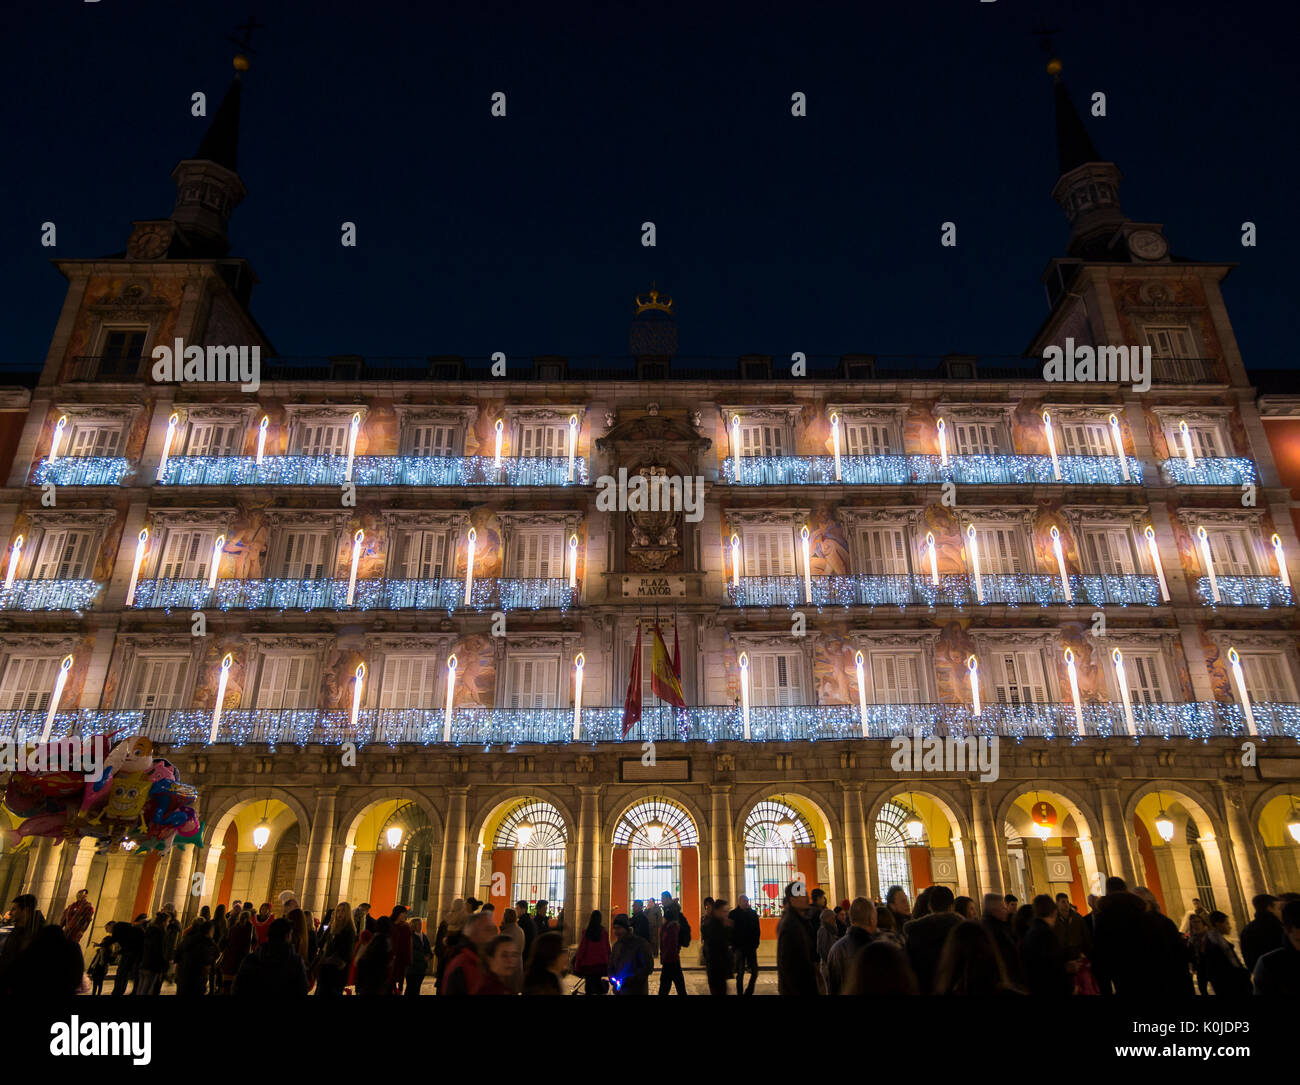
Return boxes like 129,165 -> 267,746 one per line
1154,810 -> 1175,844
644,819 -> 666,848
515,819 -> 534,847
386,825 -> 404,850
1031,800 -> 1058,841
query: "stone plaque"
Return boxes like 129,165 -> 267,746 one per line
619,757 -> 691,783
621,574 -> 686,598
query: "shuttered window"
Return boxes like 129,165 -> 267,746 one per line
255,654 -> 317,710
991,649 -> 1049,705
1236,652 -> 1297,703
858,526 -> 911,575
506,656 -> 559,708
952,422 -> 1001,455
0,655 -> 62,711
870,651 -> 925,704
972,526 -> 1024,575
32,529 -> 96,579
1058,422 -> 1113,457
378,655 -> 440,709
397,530 -> 447,579
156,528 -> 216,580
511,529 -> 563,578
1080,527 -> 1138,575
843,422 -> 893,455
1145,325 -> 1196,360
406,424 -> 459,457
67,425 -> 123,457
738,423 -> 785,457
749,652 -> 801,706
741,527 -> 796,577
185,422 -> 243,456
294,423 -> 349,456
1203,528 -> 1257,576
518,424 -> 566,457
130,655 -> 190,710
1170,422 -> 1225,459
1112,650 -> 1168,705
280,531 -> 333,578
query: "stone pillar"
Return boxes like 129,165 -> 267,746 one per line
839,784 -> 869,899
136,387 -> 176,482
709,784 -> 735,901
966,782 -> 1000,898
434,786 -> 470,922
1096,783 -> 1137,886
302,788 -> 339,914
108,498 -> 151,605
159,845 -> 199,916
573,785 -> 601,931
23,838 -> 61,911
1215,780 -> 1265,923
8,391 -> 54,487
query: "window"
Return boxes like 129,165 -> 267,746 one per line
31,529 -> 96,579
279,530 -> 333,578
185,421 -> 243,457
156,528 -> 217,580
510,528 -> 564,579
505,656 -> 559,709
748,651 -> 802,706
1169,421 -> 1225,459
1145,325 -> 1196,359
254,653 -> 317,710
1186,820 -> 1216,912
1202,527 -> 1258,576
129,655 -> 190,710
0,655 -> 63,712
951,421 -> 1002,455
741,526 -> 796,577
843,421 -> 894,455
738,422 -> 786,457
405,424 -> 460,457
1058,421 -> 1114,457
857,526 -> 911,575
743,801 -> 813,919
970,525 -> 1025,574
378,655 -> 440,709
99,329 -> 147,361
394,529 -> 448,579
990,648 -> 1050,705
870,651 -> 926,704
517,423 -> 566,458
875,801 -> 924,901
1079,526 -> 1139,575
294,422 -> 349,456
494,801 -> 568,911
66,423 -> 123,458
1109,649 -> 1170,705
1234,652 -> 1297,703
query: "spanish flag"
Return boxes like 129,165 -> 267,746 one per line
621,626 -> 642,737
651,623 -> 687,707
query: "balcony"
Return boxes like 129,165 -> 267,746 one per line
721,454 -> 1142,487
1159,458 -> 1257,487
31,458 -> 134,487
0,580 -> 101,611
1150,357 -> 1221,383
156,455 -> 589,487
1195,576 -> 1293,608
17,700 -> 1299,747
128,577 -> 577,613
727,573 -> 1164,609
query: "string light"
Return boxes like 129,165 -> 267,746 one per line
39,655 -> 73,742
1042,411 -> 1061,481
1160,456 -> 1257,487
50,416 -> 67,461
1144,525 -> 1171,602
573,653 -> 585,741
830,413 -> 842,481
967,655 -> 981,717
1064,647 -> 1085,737
1112,648 -> 1136,735
157,413 -> 179,481
1196,526 -> 1220,604
210,653 -> 233,743
720,453 -> 1146,487
854,650 -> 869,738
1226,647 -> 1257,736
1050,525 -> 1073,603
208,535 -> 225,592
0,580 -> 100,612
125,528 -> 148,607
255,415 -> 268,465
443,654 -> 458,742
32,457 -> 132,487
1108,414 -> 1131,481
4,535 -> 22,590
738,651 -> 751,739
966,525 -> 983,603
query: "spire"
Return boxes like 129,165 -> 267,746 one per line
1053,74 -> 1101,175
194,69 -> 243,171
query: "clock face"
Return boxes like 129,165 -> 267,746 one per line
128,224 -> 171,260
1128,230 -> 1168,260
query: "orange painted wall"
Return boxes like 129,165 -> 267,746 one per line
216,822 -> 238,908
489,849 -> 513,913
1063,836 -> 1087,912
681,847 -> 700,933
130,853 -> 161,919
610,847 -> 629,919
908,846 -> 933,890
1133,816 -> 1167,914
793,847 -> 819,893
369,849 -> 401,916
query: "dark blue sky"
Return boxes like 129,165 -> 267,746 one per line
5,0 -> 1297,368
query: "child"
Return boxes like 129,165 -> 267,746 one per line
87,924 -> 115,996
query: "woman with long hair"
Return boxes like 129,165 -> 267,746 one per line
934,921 -> 1023,996
209,903 -> 228,994
522,931 -> 568,995
572,910 -> 610,995
286,908 -> 311,975
316,902 -> 355,996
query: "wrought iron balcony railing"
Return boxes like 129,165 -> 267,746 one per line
1149,357 -> 1221,383
1159,458 -> 1258,487
1195,576 -> 1293,608
129,577 -> 577,613
16,700 -> 1299,747
721,454 -> 1142,486
155,455 -> 589,487
727,573 -> 1164,608
31,458 -> 134,487
0,580 -> 102,611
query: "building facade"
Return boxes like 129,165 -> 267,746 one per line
2,65 -> 1299,939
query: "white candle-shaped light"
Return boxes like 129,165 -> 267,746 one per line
830,412 -> 842,482
207,535 -> 225,592
350,663 -> 365,733
443,654 -> 458,742
568,415 -> 578,482
125,527 -> 148,606
1196,525 -> 1220,603
1112,648 -> 1136,735
937,417 -> 948,466
209,653 -> 233,743
572,653 -> 585,740
1179,420 -> 1195,470
493,418 -> 504,476
1042,411 -> 1061,481
1272,533 -> 1291,590
346,529 -> 363,605
854,649 -> 869,738
967,655 -> 981,717
1064,647 -> 1085,736
568,533 -> 579,590
40,655 -> 73,743
926,531 -> 939,587
1050,525 -> 1073,603
801,525 -> 813,604
255,415 -> 268,465
1108,414 -> 1130,481
344,413 -> 361,481
1227,646 -> 1258,736
50,416 -> 67,462
731,415 -> 742,483
157,412 -> 179,481
463,527 -> 476,606
966,524 -> 983,603
738,651 -> 751,739
4,535 -> 22,590
1144,525 -> 1170,602
730,533 -> 741,588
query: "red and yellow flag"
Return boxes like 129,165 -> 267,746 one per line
622,626 -> 643,736
650,623 -> 686,708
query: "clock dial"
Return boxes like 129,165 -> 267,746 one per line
1127,230 -> 1168,261
128,223 -> 172,260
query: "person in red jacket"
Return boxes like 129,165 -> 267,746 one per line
251,903 -> 274,946
388,905 -> 414,993
572,910 -> 611,994
442,913 -> 496,995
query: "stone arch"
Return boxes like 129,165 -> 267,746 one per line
866,782 -> 974,900
995,782 -> 1103,911
1250,784 -> 1300,894
732,784 -> 841,912
195,787 -> 313,914
333,789 -> 443,920
469,789 -> 578,919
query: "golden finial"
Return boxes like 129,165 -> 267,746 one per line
634,283 -> 674,314
234,54 -> 251,72
1046,57 -> 1062,76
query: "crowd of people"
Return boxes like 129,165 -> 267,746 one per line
1,880 -> 1296,996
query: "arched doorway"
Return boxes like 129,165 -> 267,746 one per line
1257,792 -> 1300,892
1003,790 -> 1096,911
611,797 -> 699,925
215,797 -> 300,910
875,798 -> 928,900
481,798 -> 568,919
1130,789 -> 1233,926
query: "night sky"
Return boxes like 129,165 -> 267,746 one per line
5,0 -> 1297,371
